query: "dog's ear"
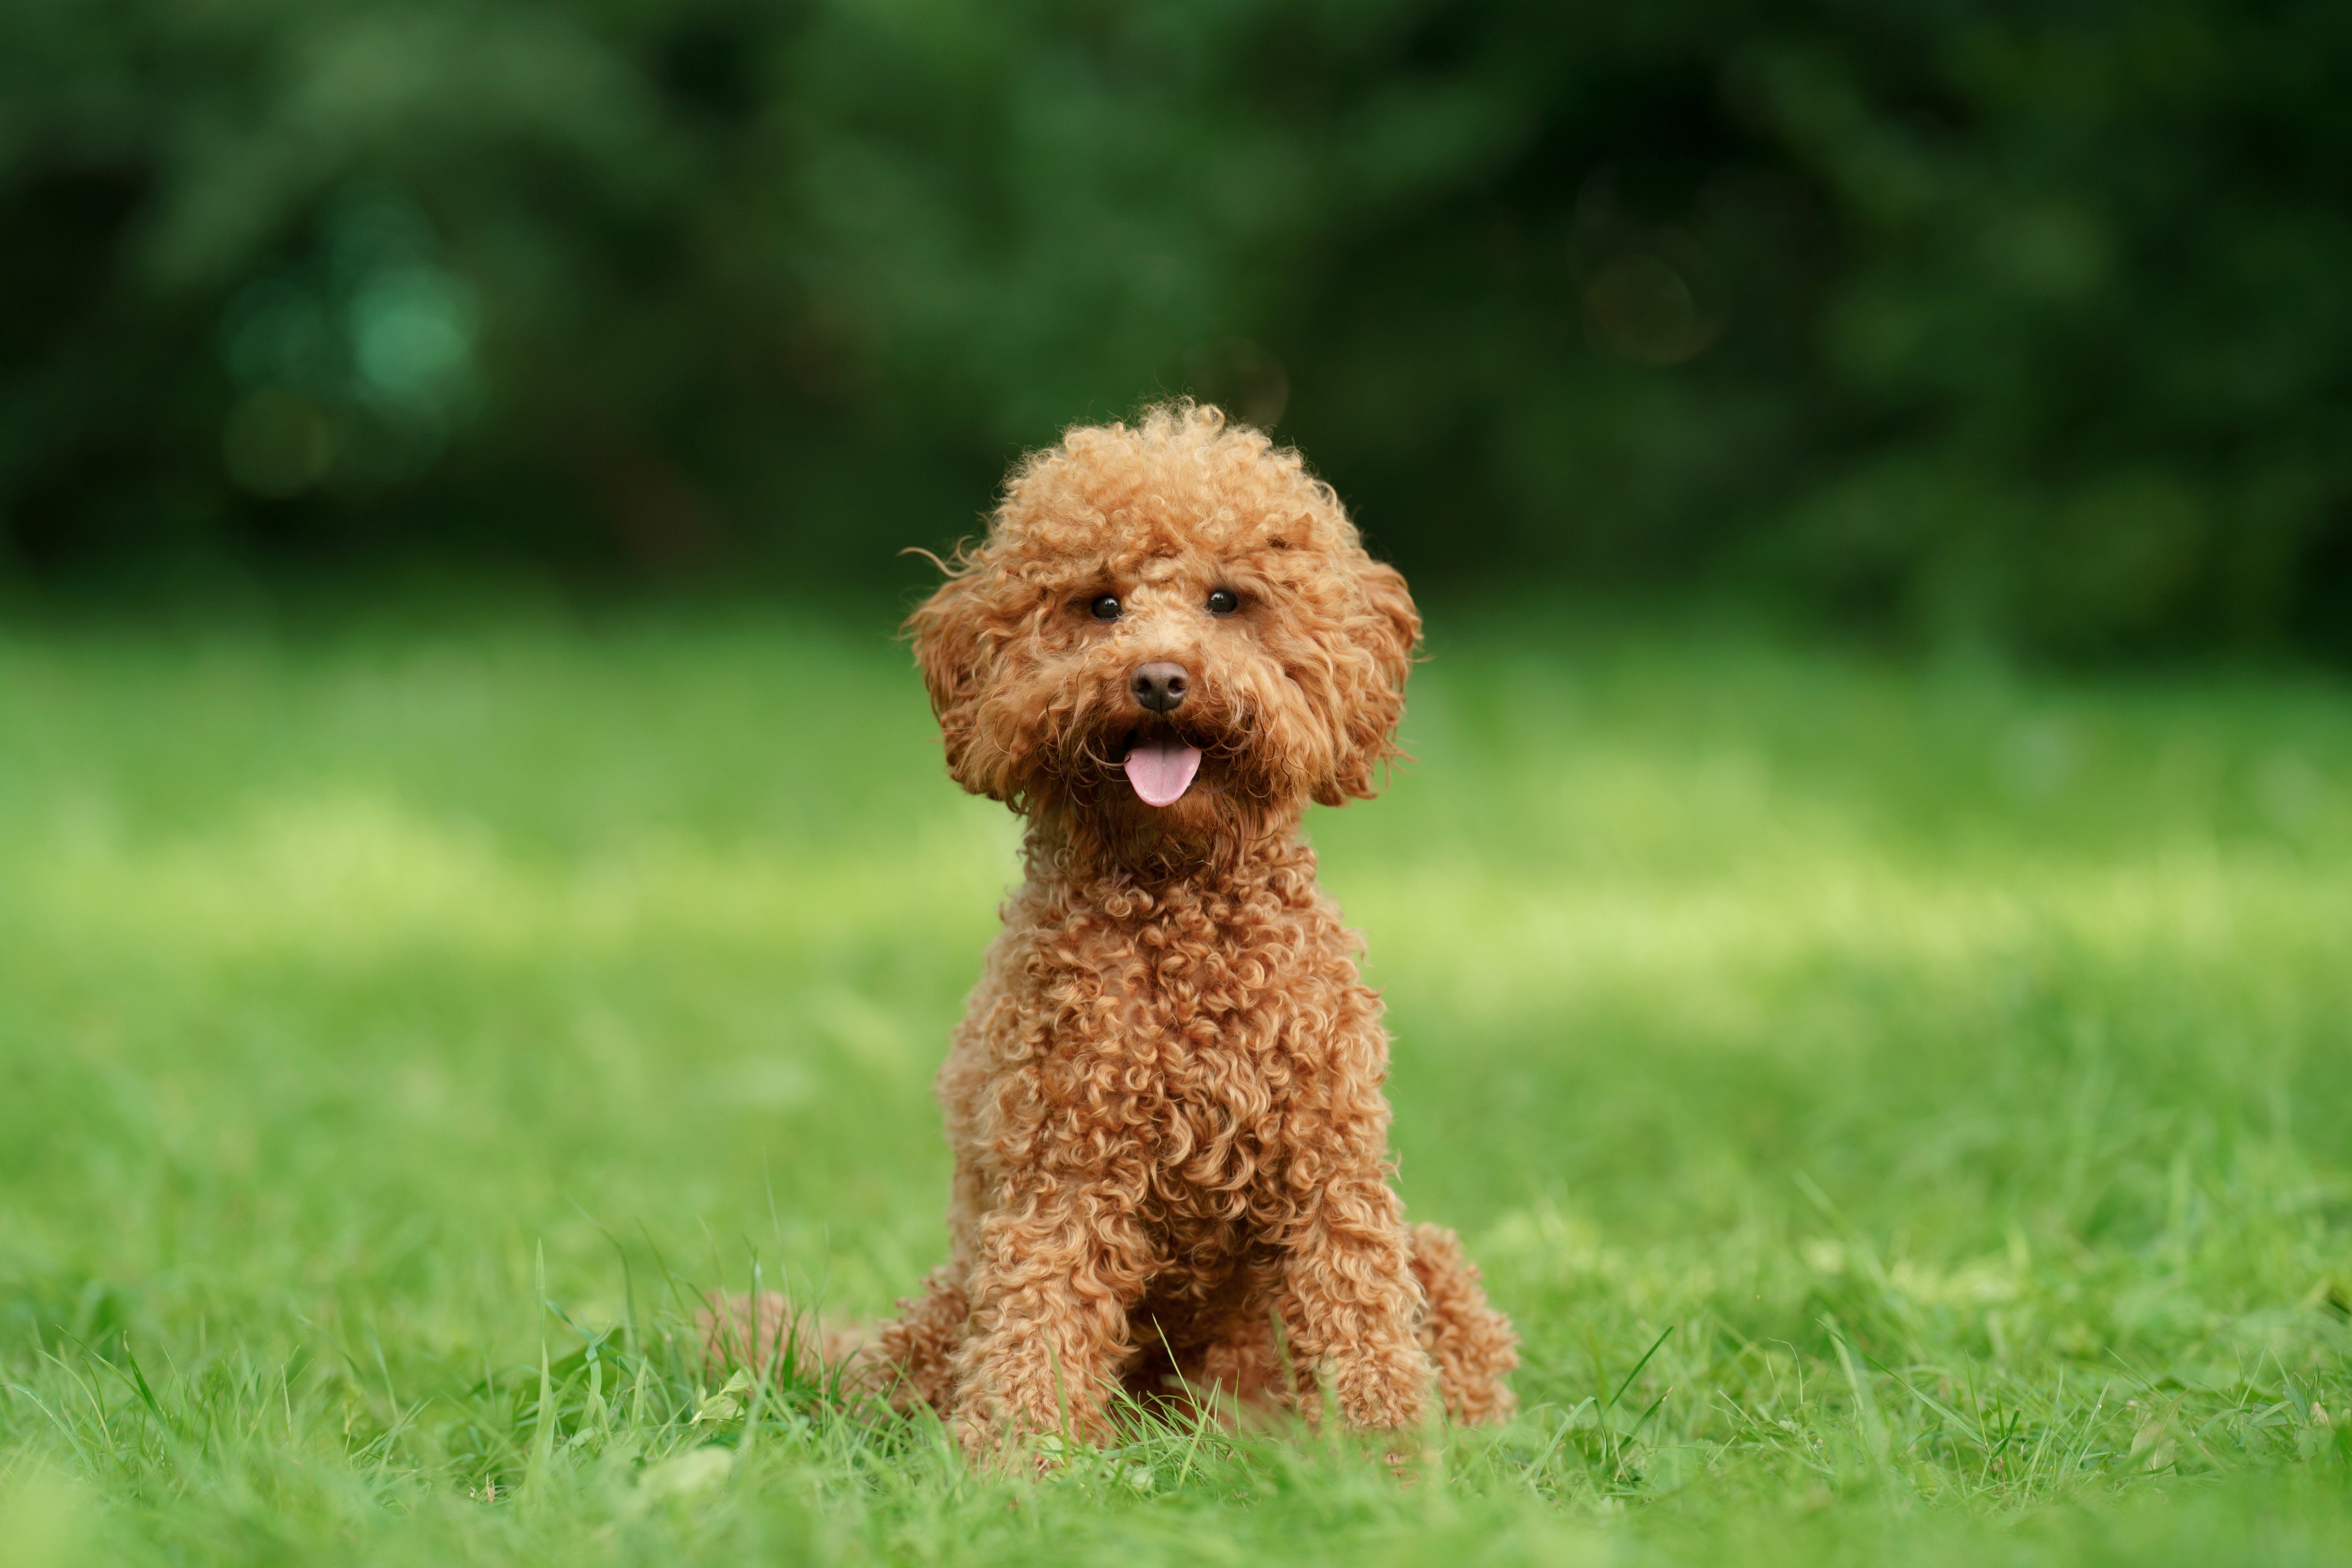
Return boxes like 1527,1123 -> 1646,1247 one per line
1315,556 -> 1422,805
1354,557 -> 1422,699
906,561 -> 996,792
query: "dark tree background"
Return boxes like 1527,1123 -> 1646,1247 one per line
4,0 -> 2349,652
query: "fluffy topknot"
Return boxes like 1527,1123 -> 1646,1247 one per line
997,402 -> 1351,566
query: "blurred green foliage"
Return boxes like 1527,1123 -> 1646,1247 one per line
3,1 -> 2349,651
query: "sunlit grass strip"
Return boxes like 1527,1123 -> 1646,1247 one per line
12,793 -> 2345,984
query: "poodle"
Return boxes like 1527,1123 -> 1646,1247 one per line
713,403 -> 1516,1451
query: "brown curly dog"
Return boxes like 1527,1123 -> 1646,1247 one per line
709,403 -> 1515,1451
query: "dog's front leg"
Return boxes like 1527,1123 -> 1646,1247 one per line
947,1176 -> 1156,1457
1275,1165 -> 1433,1433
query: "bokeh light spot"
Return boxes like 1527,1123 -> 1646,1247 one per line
354,267 -> 480,410
1585,254 -> 1718,366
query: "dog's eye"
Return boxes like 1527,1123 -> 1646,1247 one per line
1088,594 -> 1122,621
1206,589 -> 1239,616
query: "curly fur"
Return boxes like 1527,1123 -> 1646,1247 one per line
720,403 -> 1515,1451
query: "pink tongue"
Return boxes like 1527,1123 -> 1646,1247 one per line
1122,740 -> 1203,807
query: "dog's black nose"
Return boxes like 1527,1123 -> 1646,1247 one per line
1130,661 -> 1190,713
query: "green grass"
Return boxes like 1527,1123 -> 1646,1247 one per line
3,603 -> 2351,1565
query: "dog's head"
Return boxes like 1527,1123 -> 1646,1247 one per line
909,403 -> 1419,866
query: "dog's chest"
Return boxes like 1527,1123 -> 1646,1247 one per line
1010,878 -> 1366,1182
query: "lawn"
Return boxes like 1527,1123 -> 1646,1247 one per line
2,602 -> 2350,1565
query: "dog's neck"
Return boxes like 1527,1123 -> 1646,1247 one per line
1022,798 -> 1310,890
